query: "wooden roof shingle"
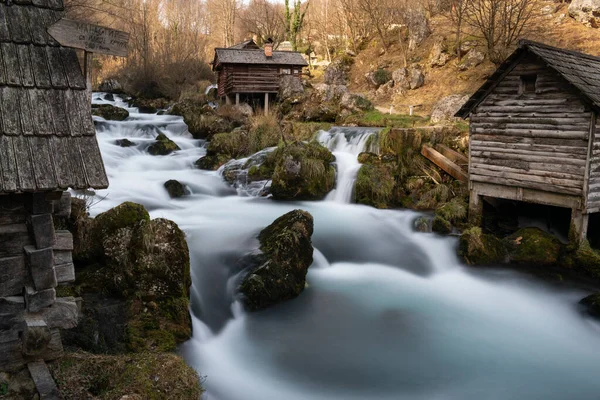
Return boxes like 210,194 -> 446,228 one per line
0,0 -> 108,193
213,47 -> 308,70
456,40 -> 600,118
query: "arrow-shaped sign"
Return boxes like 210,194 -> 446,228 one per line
48,19 -> 130,57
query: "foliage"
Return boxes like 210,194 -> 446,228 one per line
505,227 -> 561,266
355,163 -> 396,208
248,114 -> 283,153
373,68 -> 392,85
343,111 -> 430,128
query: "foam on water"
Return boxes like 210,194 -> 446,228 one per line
90,93 -> 600,400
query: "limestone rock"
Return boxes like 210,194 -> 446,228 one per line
376,81 -> 395,98
392,68 -> 410,92
239,210 -> 314,311
569,0 -> 600,27
340,93 -> 374,113
279,75 -> 305,101
409,68 -> 425,90
458,50 -> 485,71
234,103 -> 254,117
430,94 -> 470,123
148,133 -> 180,156
324,58 -> 352,85
430,39 -> 450,67
92,104 -> 129,121
407,8 -> 431,50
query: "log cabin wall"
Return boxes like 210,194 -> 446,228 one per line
219,64 -> 303,96
0,192 -> 77,372
469,54 -> 592,201
587,114 -> 600,212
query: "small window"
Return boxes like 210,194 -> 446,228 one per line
520,74 -> 537,94
281,68 -> 291,75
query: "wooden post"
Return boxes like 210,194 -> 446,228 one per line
569,209 -> 589,244
469,190 -> 483,226
235,93 -> 240,106
84,51 -> 93,98
225,95 -> 232,105
265,93 -> 269,115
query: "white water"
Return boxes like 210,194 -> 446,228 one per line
317,127 -> 379,203
89,93 -> 600,400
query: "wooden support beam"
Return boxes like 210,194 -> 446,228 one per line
25,246 -> 57,291
29,214 -> 56,250
0,256 -> 26,297
25,286 -> 55,313
53,193 -> 71,218
435,144 -> 468,166
570,209 -> 589,244
421,145 -> 468,183
469,190 -> 483,226
27,361 -> 60,400
40,297 -> 78,330
22,315 -> 51,356
265,92 -> 269,116
235,93 -> 240,106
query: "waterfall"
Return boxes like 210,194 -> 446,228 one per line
317,127 -> 380,203
88,93 -> 600,400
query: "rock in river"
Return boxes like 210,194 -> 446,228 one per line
239,210 -> 314,311
148,133 -> 180,156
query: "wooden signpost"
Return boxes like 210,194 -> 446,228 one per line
47,19 -> 130,94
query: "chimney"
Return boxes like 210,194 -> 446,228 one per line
264,38 -> 273,58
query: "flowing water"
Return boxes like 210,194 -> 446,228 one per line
89,93 -> 600,400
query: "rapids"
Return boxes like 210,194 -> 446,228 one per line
89,93 -> 600,400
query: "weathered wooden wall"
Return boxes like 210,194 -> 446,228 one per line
587,114 -> 600,212
470,55 -> 592,199
0,192 -> 77,372
218,64 -> 303,97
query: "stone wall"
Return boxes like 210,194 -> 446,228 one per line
0,192 -> 77,372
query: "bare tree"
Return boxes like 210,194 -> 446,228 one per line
239,0 -> 286,46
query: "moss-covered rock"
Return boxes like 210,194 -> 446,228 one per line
432,215 -> 451,234
50,351 -> 203,399
505,227 -> 561,266
459,227 -> 506,265
131,97 -> 170,113
579,293 -> 600,319
239,210 -> 314,311
195,154 -> 232,171
93,202 -> 150,243
92,104 -> 129,121
148,133 -> 180,156
414,216 -> 432,232
115,138 -> 135,147
164,180 -> 187,198
562,240 -> 600,280
268,142 -> 336,200
355,163 -> 396,208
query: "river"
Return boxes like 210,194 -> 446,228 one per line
90,93 -> 600,400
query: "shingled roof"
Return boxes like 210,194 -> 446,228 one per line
456,40 -> 600,118
213,47 -> 308,70
0,0 -> 108,193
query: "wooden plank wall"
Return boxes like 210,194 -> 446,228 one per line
587,114 -> 600,210
470,55 -> 591,197
220,64 -> 303,96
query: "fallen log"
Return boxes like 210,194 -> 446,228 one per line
421,145 -> 468,183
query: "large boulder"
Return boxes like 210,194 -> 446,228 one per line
171,100 -> 239,139
409,68 -> 425,90
569,0 -> 600,27
239,210 -> 314,311
92,104 -> 129,121
505,227 -> 561,266
279,75 -> 305,101
313,83 -> 349,102
269,142 -> 336,200
392,67 -> 424,92
98,79 -> 123,93
148,133 -> 180,156
579,293 -> 600,318
430,94 -> 470,123
459,227 -> 506,265
324,57 -> 352,85
407,8 -> 431,50
430,38 -> 450,67
340,93 -> 374,113
131,98 -> 170,114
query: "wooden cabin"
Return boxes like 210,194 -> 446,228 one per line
212,39 -> 308,112
456,40 -> 600,242
0,0 -> 108,377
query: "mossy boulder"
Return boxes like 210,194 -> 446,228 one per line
459,227 -> 506,265
148,133 -> 180,156
93,202 -> 150,242
355,163 -> 396,208
171,100 -> 230,139
131,97 -> 170,113
115,138 -> 135,147
164,180 -> 187,198
432,215 -> 451,234
50,351 -> 203,399
268,142 -> 336,200
562,240 -> 600,280
579,293 -> 600,319
414,216 -> 432,232
92,104 -> 129,121
195,154 -> 232,170
239,210 -> 314,311
505,227 -> 561,266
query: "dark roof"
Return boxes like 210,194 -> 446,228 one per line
0,0 -> 108,193
456,40 -> 600,118
213,48 -> 308,69
229,39 -> 259,49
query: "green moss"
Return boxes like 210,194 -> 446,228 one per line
51,352 -> 203,400
343,110 -> 429,128
92,104 -> 129,121
505,227 -> 561,266
373,69 -> 392,85
195,154 -> 231,170
570,240 -> 600,280
268,142 -> 336,200
432,215 -> 451,234
436,198 -> 467,224
459,227 -> 506,265
355,163 -> 395,208
93,202 -> 150,239
148,133 -> 181,156
285,122 -> 332,142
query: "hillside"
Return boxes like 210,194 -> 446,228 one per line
336,0 -> 600,116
